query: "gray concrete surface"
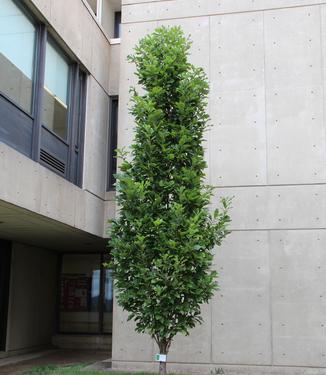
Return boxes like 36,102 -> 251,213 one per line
112,0 -> 326,374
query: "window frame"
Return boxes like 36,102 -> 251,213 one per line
0,0 -> 87,187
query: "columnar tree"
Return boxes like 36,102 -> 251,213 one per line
109,26 -> 231,375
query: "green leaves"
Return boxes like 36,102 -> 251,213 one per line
108,26 -> 231,354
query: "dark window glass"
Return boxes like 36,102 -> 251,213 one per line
114,11 -> 121,38
42,39 -> 70,140
107,97 -> 118,190
0,0 -> 36,114
60,254 -> 101,334
59,253 -> 113,334
103,269 -> 113,333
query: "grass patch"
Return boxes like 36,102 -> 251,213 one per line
18,364 -> 161,375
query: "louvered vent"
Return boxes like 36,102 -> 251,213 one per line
40,149 -> 65,175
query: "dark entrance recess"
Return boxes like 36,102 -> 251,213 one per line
0,240 -> 11,351
58,252 -> 113,335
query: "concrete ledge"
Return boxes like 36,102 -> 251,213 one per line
0,349 -> 57,366
112,360 -> 326,375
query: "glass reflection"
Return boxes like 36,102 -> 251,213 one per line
0,0 -> 36,113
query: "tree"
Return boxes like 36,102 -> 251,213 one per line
108,26 -> 231,375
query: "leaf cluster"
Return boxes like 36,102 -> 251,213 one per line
109,26 -> 231,348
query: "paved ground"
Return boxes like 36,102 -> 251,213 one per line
0,349 -> 109,375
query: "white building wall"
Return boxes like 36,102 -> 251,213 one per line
112,1 -> 326,373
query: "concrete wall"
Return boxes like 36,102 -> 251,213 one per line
5,243 -> 57,355
112,1 -> 326,373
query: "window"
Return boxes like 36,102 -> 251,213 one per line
107,97 -> 118,190
59,253 -> 113,334
0,0 -> 36,114
0,0 -> 86,187
42,38 -> 70,140
114,11 -> 121,38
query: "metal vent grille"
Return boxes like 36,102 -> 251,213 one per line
40,149 -> 65,175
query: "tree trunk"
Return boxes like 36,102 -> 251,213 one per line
157,340 -> 170,375
159,361 -> 167,375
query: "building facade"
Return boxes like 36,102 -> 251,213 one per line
1,0 -> 326,374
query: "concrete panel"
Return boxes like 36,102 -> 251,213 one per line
6,243 -> 57,351
50,0 -> 83,59
209,89 -> 267,186
74,187 -> 105,237
168,303 -> 211,364
83,77 -> 109,199
212,231 -> 271,365
91,27 -> 111,93
112,301 -> 154,362
109,43 -> 121,96
210,12 -> 265,92
270,230 -> 326,367
122,0 -> 324,23
264,6 -> 326,184
209,12 -> 266,186
0,145 -> 41,214
118,22 -> 158,152
213,184 -> 326,230
39,168 -> 75,226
